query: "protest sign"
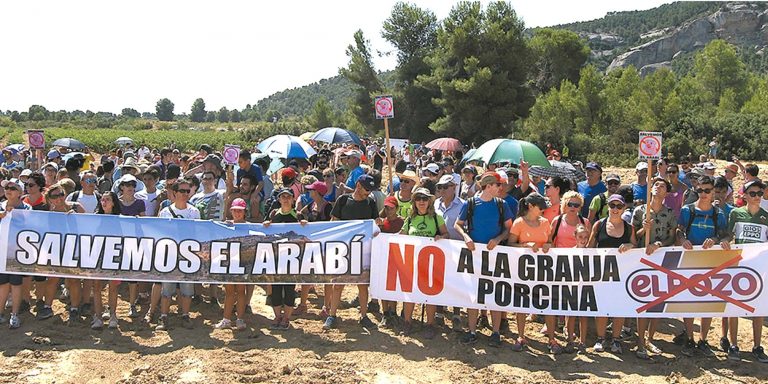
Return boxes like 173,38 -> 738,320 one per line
0,210 -> 374,284
223,144 -> 240,165
28,130 -> 45,149
370,234 -> 768,318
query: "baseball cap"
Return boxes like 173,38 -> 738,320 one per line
230,198 -> 247,210
43,162 -> 59,171
20,169 -> 32,177
437,175 -> 456,186
607,194 -> 626,205
496,169 -> 509,184
605,173 -> 621,183
744,179 -> 766,191
702,162 -> 717,170
356,174 -> 376,191
1,178 -> 24,191
203,154 -> 223,168
305,180 -> 328,195
478,171 -> 502,187
524,193 -> 550,210
635,162 -> 648,171
412,187 -> 434,198
424,163 -> 440,174
47,150 -> 60,159
585,162 -> 602,172
277,188 -> 294,198
461,164 -> 477,174
345,150 -> 363,159
281,167 -> 298,180
384,196 -> 399,208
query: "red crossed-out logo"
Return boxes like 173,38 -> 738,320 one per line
626,249 -> 761,314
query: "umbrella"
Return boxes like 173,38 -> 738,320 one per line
62,152 -> 86,163
256,135 -> 316,159
52,138 -> 86,150
529,160 -> 586,182
311,127 -> 362,146
466,139 -> 550,167
115,137 -> 134,145
299,131 -> 315,141
3,144 -> 25,154
425,138 -> 462,152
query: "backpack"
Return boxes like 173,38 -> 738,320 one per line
465,197 -> 505,233
684,203 -> 720,238
335,194 -> 377,219
263,189 -> 282,216
551,214 -> 585,240
68,190 -> 102,212
596,193 -> 607,219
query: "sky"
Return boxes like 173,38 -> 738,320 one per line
0,0 -> 671,114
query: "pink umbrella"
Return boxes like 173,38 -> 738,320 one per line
425,138 -> 462,152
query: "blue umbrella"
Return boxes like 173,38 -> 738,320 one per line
52,137 -> 86,150
3,144 -> 25,154
311,127 -> 362,146
256,135 -> 316,159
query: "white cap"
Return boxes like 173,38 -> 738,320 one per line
424,163 -> 440,174
635,162 -> 648,171
496,170 -> 509,184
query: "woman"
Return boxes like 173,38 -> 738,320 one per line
117,175 -> 146,217
214,198 -> 249,331
399,188 -> 449,339
509,193 -> 554,352
587,194 -> 636,355
542,176 -> 570,222
322,168 -> 337,203
0,178 -> 31,329
92,192 -> 122,329
459,165 -> 478,200
296,181 -> 333,316
664,163 -> 688,218
46,183 -> 86,326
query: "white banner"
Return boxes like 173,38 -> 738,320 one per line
370,234 -> 768,318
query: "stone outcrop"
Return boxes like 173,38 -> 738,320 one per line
608,4 -> 768,73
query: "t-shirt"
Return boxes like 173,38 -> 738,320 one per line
542,204 -> 560,223
677,204 -> 728,245
551,215 -> 589,248
159,204 -> 201,220
120,199 -> 146,216
511,217 -> 551,247
190,190 -> 225,220
728,207 -> 768,244
345,166 -> 365,189
23,195 -> 49,211
578,180 -> 607,217
66,191 -> 99,214
457,197 -> 514,244
269,209 -> 299,223
631,204 -> 676,245
135,189 -> 160,217
632,182 -> 648,203
331,194 -> 377,220
236,165 -> 265,197
381,217 -> 405,233
402,214 -> 445,237
502,194 -> 519,219
395,193 -> 412,218
588,192 -> 610,220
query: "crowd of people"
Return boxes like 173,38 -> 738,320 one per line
0,137 -> 766,364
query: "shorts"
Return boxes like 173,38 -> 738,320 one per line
268,284 -> 296,307
0,274 -> 23,286
33,276 -> 47,282
161,282 -> 195,298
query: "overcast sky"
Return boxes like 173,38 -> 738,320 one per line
0,0 -> 671,114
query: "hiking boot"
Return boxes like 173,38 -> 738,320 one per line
620,326 -> 634,341
611,340 -> 623,355
673,330 -> 688,346
66,309 -> 81,326
636,346 -> 650,360
477,315 -> 490,330
400,321 -> 413,336
19,300 -> 30,313
460,332 -> 478,345
434,314 -> 445,327
9,313 -> 20,329
322,316 -> 337,330
108,315 -> 119,329
35,300 -> 44,312
155,315 -> 170,331
79,302 -> 92,316
549,341 -> 564,355
698,340 -> 715,357
91,317 -> 103,330
423,324 -> 437,340
128,305 -> 140,318
720,336 -> 731,352
360,315 -> 376,329
36,306 -> 53,320
235,319 -> 246,331
681,339 -> 696,357
181,314 -> 193,329
0,313 -> 5,324
488,332 -> 501,347
593,338 -> 605,353
753,346 -> 768,363
366,300 -> 380,314
500,318 -> 509,333
728,346 -> 741,361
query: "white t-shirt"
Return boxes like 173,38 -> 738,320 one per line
66,191 -> 99,213
159,204 -> 201,220
135,189 -> 160,217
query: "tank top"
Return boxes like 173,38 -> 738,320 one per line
596,218 -> 632,248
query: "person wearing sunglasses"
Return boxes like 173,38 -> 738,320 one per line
587,173 -> 622,223
719,179 -> 768,362
587,194 -> 636,355
542,176 -> 571,223
675,175 -> 728,358
663,163 -> 688,218
190,170 -> 225,221
0,178 -> 31,330
117,174 -> 146,217
65,170 -> 100,213
156,179 -> 200,331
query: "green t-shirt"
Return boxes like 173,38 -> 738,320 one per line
728,207 -> 768,244
589,192 -> 609,220
402,214 -> 445,237
395,193 -> 413,218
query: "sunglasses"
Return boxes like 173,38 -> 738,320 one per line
747,190 -> 765,197
26,183 -> 38,188
401,179 -> 414,184
83,178 -> 97,184
414,196 -> 431,202
606,180 -> 620,185
49,193 -> 65,199
544,184 -> 553,189
567,202 -> 582,208
608,203 -> 625,209
4,186 -> 20,191
668,170 -> 679,174
695,188 -> 713,194
176,188 -> 191,194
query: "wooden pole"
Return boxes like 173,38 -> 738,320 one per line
645,158 -> 653,248
384,118 -> 394,192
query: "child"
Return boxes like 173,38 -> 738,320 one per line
565,224 -> 590,353
214,198 -> 249,330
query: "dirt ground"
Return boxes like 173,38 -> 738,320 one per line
3,160 -> 768,383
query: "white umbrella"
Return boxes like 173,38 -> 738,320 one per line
115,137 -> 134,145
256,135 -> 316,159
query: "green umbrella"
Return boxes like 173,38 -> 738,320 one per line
467,139 -> 550,167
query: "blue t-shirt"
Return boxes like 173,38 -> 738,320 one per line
502,194 -> 519,219
388,175 -> 401,193
458,197 -> 514,244
324,184 -> 337,203
346,166 -> 365,189
577,180 -> 607,217
632,182 -> 648,202
677,205 -> 728,245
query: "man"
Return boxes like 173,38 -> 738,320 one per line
326,174 -> 379,330
496,170 -> 519,218
578,162 -> 607,217
435,174 -> 466,331
394,170 -> 418,218
156,179 -> 200,331
453,172 -> 514,347
721,163 -> 739,205
225,173 -> 260,222
236,149 -> 264,198
441,158 -> 461,198
422,163 -> 441,182
97,161 -> 115,194
66,170 -> 100,213
721,179 -> 768,362
675,175 -> 728,357
507,162 -> 534,200
459,165 -> 478,200
631,162 -> 649,206
186,154 -> 226,190
154,148 -> 173,180
734,162 -> 759,207
702,162 -> 717,177
191,170 -> 225,221
632,177 -> 677,359
713,176 -> 735,220
135,167 -> 161,217
588,173 -> 621,222
344,149 -> 365,193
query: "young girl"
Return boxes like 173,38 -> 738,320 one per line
565,224 -> 590,353
376,196 -> 403,328
214,198 -> 249,330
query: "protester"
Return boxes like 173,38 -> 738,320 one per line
0,178 -> 30,329
579,162 -> 607,218
213,198 -> 249,331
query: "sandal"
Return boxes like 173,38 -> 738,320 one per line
511,338 -> 527,352
636,347 -> 650,360
280,320 -> 290,330
269,315 -> 283,330
549,340 -> 563,355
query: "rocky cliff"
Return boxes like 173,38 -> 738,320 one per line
608,3 -> 768,75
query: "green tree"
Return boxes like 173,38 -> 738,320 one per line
218,107 -> 230,122
529,28 -> 590,94
155,98 -> 175,121
206,111 -> 217,122
230,109 -> 242,122
692,40 -> 749,106
308,97 -> 335,128
28,105 -> 49,121
742,76 -> 768,116
120,108 -> 140,118
339,30 -> 383,132
190,98 -> 207,122
420,1 -> 533,142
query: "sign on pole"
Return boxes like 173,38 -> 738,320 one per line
27,130 -> 45,150
223,144 -> 240,165
374,96 -> 394,120
638,131 -> 662,160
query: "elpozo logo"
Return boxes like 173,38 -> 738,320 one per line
625,248 -> 762,314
